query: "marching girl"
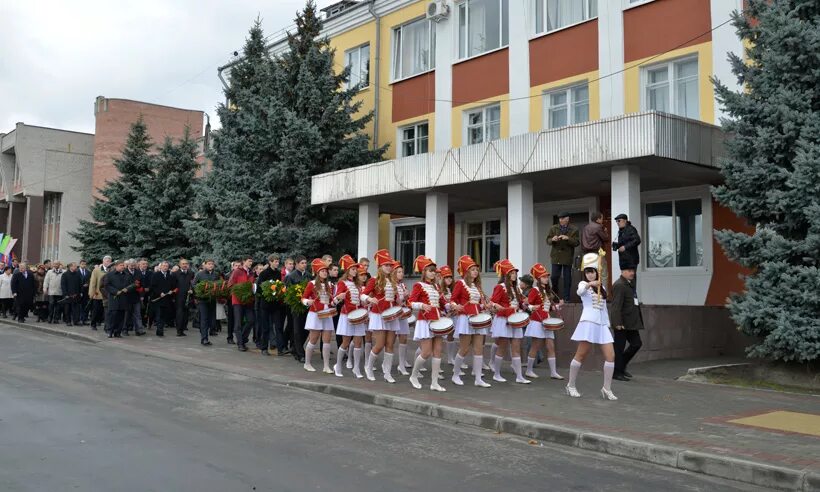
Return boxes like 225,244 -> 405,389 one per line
333,255 -> 366,378
450,255 -> 491,387
566,253 -> 618,401
408,256 -> 449,392
524,264 -> 564,380
489,259 -> 531,384
392,262 -> 412,376
361,249 -> 399,383
301,259 -> 336,374
438,266 -> 459,367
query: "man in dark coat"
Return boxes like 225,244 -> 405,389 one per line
613,213 -> 642,284
173,259 -> 195,337
78,260 -> 91,325
104,261 -> 133,338
193,259 -> 219,346
149,261 -> 177,337
256,254 -> 289,356
285,256 -> 310,363
10,262 -> 36,322
609,266 -> 644,381
546,212 -> 580,301
60,262 -> 83,326
135,259 -> 153,330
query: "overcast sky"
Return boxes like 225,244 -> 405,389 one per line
0,0 -> 337,134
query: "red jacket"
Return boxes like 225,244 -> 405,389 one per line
408,281 -> 446,321
335,279 -> 363,315
527,288 -> 550,322
228,268 -> 255,306
361,277 -> 396,314
490,284 -> 521,318
302,280 -> 331,313
451,279 -> 484,316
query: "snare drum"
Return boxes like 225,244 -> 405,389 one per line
381,306 -> 403,322
317,308 -> 337,319
400,307 -> 412,319
429,318 -> 455,335
542,317 -> 565,331
407,315 -> 417,327
507,312 -> 530,329
347,308 -> 369,325
468,313 -> 492,329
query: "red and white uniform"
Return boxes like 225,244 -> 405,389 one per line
362,278 -> 398,331
335,279 -> 365,337
452,279 -> 487,336
524,288 -> 554,340
302,281 -> 335,331
490,284 -> 523,339
409,281 -> 447,340
395,281 -> 411,335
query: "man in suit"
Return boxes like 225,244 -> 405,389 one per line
609,265 -> 644,381
285,256 -> 310,363
149,261 -> 177,337
135,259 -> 153,330
256,254 -> 288,356
124,259 -> 146,336
88,256 -> 112,331
172,259 -> 195,337
60,262 -> 83,326
105,260 -> 133,338
78,260 -> 91,325
193,259 -> 219,346
10,261 -> 36,322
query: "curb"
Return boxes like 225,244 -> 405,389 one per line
3,320 -> 813,490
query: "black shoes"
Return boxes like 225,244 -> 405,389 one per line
260,349 -> 270,356
176,331 -> 186,337
135,331 -> 146,336
227,338 -> 235,345
623,370 -> 633,378
157,331 -> 164,337
278,348 -> 291,356
201,340 -> 212,346
613,372 -> 631,382
238,344 -> 248,352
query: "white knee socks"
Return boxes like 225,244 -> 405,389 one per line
334,347 -> 346,376
365,351 -> 377,380
410,355 -> 426,389
473,355 -> 489,386
526,356 -> 536,374
446,341 -> 456,364
305,342 -> 316,369
490,343 -> 498,361
603,361 -> 615,391
512,356 -> 529,383
364,342 -> 372,357
431,358 -> 445,391
382,352 -> 395,383
322,343 -> 331,371
568,359 -> 582,388
452,353 -> 465,385
398,343 -> 407,368
548,357 -> 560,377
353,347 -> 363,377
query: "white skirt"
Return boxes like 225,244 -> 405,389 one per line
524,319 -> 554,339
454,314 -> 488,337
490,316 -> 523,339
571,320 -> 614,344
396,317 -> 410,335
368,312 -> 398,332
305,311 -> 335,331
336,313 -> 366,337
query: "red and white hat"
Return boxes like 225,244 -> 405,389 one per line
438,265 -> 453,278
338,254 -> 356,272
311,258 -> 328,275
457,255 -> 478,277
356,264 -> 368,275
413,255 -> 436,273
493,259 -> 518,277
373,249 -> 393,267
530,263 -> 549,279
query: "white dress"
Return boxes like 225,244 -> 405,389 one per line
304,284 -> 335,331
570,281 -> 613,344
491,291 -> 522,339
395,283 -> 410,335
336,280 -> 366,337
453,280 -> 488,337
411,282 -> 445,341
365,281 -> 399,332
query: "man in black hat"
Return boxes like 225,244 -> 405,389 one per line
612,213 -> 642,285
546,212 -> 579,301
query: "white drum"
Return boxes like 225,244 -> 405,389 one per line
347,308 -> 369,325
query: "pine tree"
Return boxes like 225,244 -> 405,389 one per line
712,0 -> 820,363
71,118 -> 156,262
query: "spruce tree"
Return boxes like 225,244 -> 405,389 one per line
712,0 -> 820,363
71,118 -> 156,262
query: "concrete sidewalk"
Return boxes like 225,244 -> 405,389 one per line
3,319 -> 818,491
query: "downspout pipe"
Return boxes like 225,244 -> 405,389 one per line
368,0 -> 381,149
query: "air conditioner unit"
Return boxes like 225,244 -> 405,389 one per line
426,1 -> 450,22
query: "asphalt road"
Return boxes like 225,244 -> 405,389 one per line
0,328 -> 764,492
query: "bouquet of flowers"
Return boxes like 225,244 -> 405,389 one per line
231,281 -> 255,304
284,280 -> 309,315
260,279 -> 287,303
194,280 -> 231,301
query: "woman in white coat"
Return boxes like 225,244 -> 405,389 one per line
0,266 -> 14,318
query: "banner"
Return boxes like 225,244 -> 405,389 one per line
3,238 -> 17,258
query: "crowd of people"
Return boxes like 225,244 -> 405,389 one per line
1,211 -> 644,400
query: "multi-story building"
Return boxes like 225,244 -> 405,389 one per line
230,0 -> 752,360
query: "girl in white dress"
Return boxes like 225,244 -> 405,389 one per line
566,253 -> 618,400
301,259 -> 336,373
488,259 -> 530,384
361,249 -> 399,383
393,263 -> 411,376
333,255 -> 366,378
523,263 -> 564,380
408,256 -> 449,392
450,255 -> 491,387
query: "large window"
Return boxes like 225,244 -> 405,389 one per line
41,193 -> 62,261
466,105 -> 501,145
395,224 -> 425,275
544,83 -> 589,128
535,0 -> 597,35
645,199 -> 703,268
392,18 -> 435,80
400,122 -> 429,157
344,44 -> 370,90
466,220 -> 501,273
643,57 -> 699,119
458,0 -> 509,59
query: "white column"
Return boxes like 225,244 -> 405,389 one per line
434,15 -> 454,150
507,180 -> 535,271
711,0 -> 744,124
358,202 -> 379,275
508,0 -> 531,136
425,192 -> 448,265
598,0 -> 625,118
610,165 -> 641,280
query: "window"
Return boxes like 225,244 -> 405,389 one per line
41,193 -> 62,262
544,83 -> 589,128
395,224 -> 425,275
466,105 -> 501,145
645,199 -> 703,268
458,0 -> 509,59
643,57 -> 699,119
535,0 -> 597,34
392,18 -> 435,80
466,220 -> 502,273
400,122 -> 429,157
344,44 -> 370,90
